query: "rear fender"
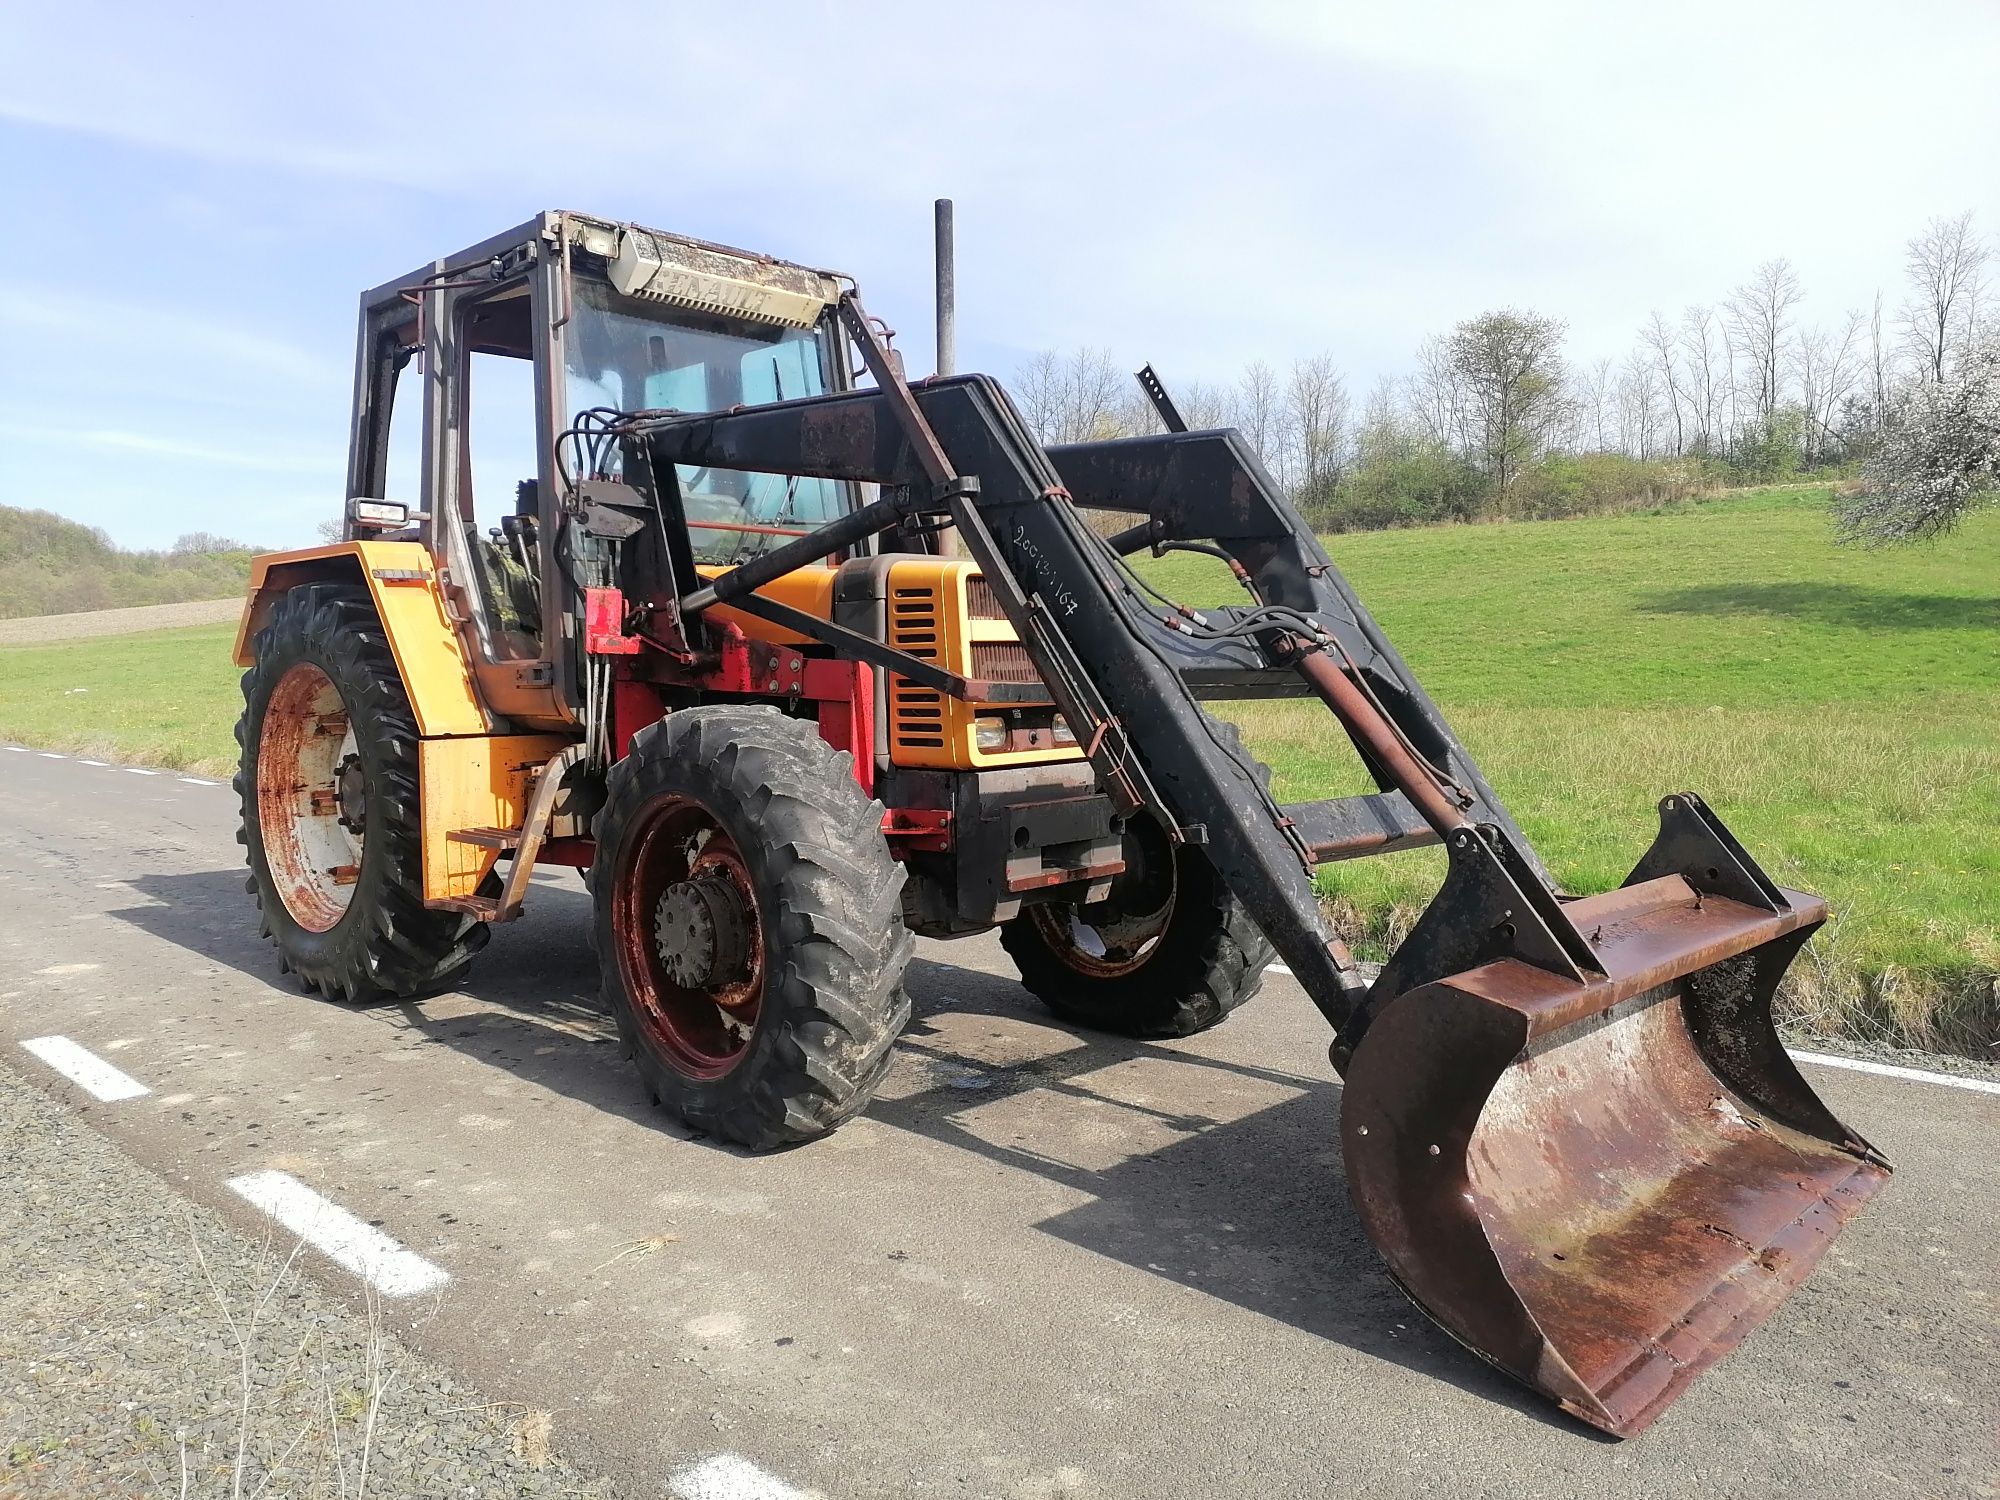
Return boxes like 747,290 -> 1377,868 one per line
234,542 -> 490,737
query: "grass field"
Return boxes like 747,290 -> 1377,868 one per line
2,486 -> 1994,1051
1146,485 -> 2000,1053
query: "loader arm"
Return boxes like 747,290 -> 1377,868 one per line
611,295 -> 1890,1438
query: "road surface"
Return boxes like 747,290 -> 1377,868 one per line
2,746 -> 1994,1499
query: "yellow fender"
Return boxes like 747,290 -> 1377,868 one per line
234,541 -> 489,738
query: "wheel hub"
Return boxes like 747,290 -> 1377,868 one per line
654,876 -> 752,989
335,752 -> 368,835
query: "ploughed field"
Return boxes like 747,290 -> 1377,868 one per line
1,487 -> 1992,1052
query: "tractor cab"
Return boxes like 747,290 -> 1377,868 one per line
342,211 -> 861,729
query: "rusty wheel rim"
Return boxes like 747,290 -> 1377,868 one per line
257,661 -> 362,934
1027,855 -> 1176,981
613,794 -> 765,1081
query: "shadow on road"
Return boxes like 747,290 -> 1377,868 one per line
111,864 -> 1582,1435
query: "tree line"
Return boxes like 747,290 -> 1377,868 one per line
0,506 -> 258,618
1012,210 -> 1992,534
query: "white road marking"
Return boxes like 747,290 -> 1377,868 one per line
1261,965 -> 1995,1096
80,759 -> 109,766
38,752 -> 65,759
123,767 -> 160,776
178,777 -> 220,786
1789,1050 -> 2000,1097
20,1036 -> 150,1101
225,1170 -> 451,1298
4,745 -> 29,752
669,1454 -> 810,1500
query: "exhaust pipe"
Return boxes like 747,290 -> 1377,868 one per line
934,197 -> 955,378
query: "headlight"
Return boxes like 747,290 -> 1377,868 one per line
1051,716 -> 1078,746
974,716 -> 1009,752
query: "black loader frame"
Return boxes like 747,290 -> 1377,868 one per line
586,293 -> 1890,1440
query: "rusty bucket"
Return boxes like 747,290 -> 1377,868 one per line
1338,796 -> 1891,1438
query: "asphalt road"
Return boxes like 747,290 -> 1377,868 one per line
2,746 -> 1994,1500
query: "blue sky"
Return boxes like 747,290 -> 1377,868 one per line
2,0 -> 1995,549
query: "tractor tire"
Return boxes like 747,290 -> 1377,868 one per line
1000,715 -> 1275,1038
589,705 -> 912,1151
235,584 -> 488,1003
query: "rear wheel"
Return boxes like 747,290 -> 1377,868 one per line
235,584 -> 488,1002
590,705 -> 911,1150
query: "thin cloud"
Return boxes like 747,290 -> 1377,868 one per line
0,286 -> 338,384
0,422 -> 338,474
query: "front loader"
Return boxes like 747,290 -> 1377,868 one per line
234,211 -> 1888,1438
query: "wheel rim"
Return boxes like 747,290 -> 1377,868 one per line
613,794 -> 765,1080
1028,820 -> 1177,979
257,661 -> 363,934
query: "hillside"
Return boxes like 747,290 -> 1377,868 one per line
0,505 -> 257,619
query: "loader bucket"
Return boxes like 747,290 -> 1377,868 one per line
1339,797 -> 1891,1438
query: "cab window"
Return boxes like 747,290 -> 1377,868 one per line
564,279 -> 846,565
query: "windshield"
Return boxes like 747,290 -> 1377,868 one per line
565,277 -> 846,563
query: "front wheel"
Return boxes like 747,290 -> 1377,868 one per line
589,705 -> 912,1150
1000,814 -> 1273,1038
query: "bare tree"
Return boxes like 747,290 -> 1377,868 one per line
1869,289 -> 1892,431
1014,348 -> 1130,445
1617,352 -> 1660,459
1727,258 -> 1803,430
1900,211 -> 1989,382
1284,354 -> 1350,506
1438,310 -> 1568,491
1792,311 -> 1865,464
1237,361 -> 1281,474
1640,311 -> 1685,455
1407,333 -> 1467,450
1579,357 -> 1615,451
1679,306 -> 1724,457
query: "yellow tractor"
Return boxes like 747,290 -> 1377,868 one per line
235,211 -> 1889,1436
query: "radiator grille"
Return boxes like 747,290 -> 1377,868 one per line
886,586 -> 946,750
969,642 -> 1046,687
966,575 -> 1006,621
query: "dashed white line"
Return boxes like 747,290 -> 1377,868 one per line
225,1170 -> 451,1298
20,1035 -> 151,1101
669,1454 -> 810,1500
1789,1050 -> 2000,1097
38,752 -> 66,759
178,777 -> 221,786
4,745 -> 30,753
122,767 -> 160,776
80,759 -> 109,766
1261,965 -> 1995,1096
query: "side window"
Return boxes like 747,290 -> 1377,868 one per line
461,342 -> 543,660
382,360 -> 422,507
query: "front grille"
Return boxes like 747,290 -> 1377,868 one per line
969,642 -> 1046,687
886,586 -> 946,750
966,575 -> 1006,620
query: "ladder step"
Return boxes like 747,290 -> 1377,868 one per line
447,826 -> 523,850
429,894 -> 502,920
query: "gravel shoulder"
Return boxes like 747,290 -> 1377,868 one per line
0,1059 -> 607,1499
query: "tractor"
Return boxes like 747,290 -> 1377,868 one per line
234,211 -> 1889,1436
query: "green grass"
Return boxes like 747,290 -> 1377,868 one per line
0,623 -> 242,778
2,487 -> 1994,1052
1145,485 -> 2000,1053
